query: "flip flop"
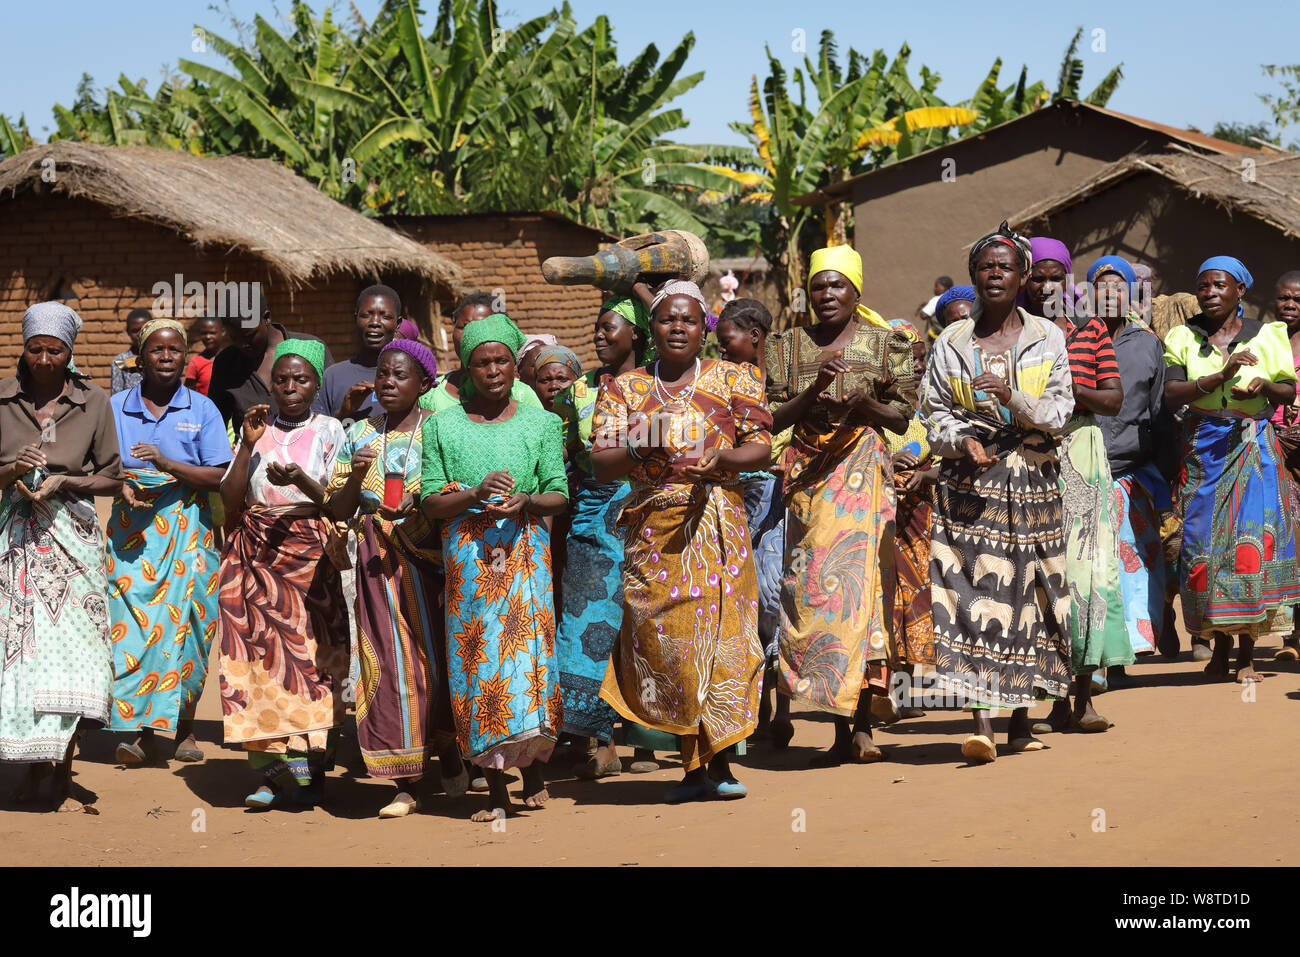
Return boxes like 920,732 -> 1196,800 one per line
961,734 -> 996,763
116,742 -> 147,765
1009,736 -> 1046,753
575,756 -> 622,780
628,760 -> 660,774
712,778 -> 748,800
244,786 -> 277,810
378,792 -> 418,819
1070,713 -> 1113,733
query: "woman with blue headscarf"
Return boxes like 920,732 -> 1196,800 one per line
1162,256 -> 1300,684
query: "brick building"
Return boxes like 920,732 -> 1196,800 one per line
387,212 -> 617,368
0,142 -> 462,388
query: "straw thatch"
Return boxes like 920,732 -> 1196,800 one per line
1008,145 -> 1300,240
0,141 -> 464,290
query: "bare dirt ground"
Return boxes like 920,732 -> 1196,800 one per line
3,632 -> 1298,866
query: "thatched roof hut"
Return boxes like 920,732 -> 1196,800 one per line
1008,146 -> 1300,241
0,142 -> 465,382
1001,144 -> 1300,319
0,141 -> 462,289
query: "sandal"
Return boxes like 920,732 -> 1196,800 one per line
244,785 -> 278,810
575,756 -> 622,780
628,759 -> 660,774
378,791 -> 418,819
1070,712 -> 1112,733
1009,736 -> 1046,753
961,734 -> 996,763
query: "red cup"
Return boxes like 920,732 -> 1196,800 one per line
383,473 -> 404,508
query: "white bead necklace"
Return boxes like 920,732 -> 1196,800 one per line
653,358 -> 701,411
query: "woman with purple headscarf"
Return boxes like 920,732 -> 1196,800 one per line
1024,237 -> 1131,734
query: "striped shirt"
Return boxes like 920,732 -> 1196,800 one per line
1066,316 -> 1119,411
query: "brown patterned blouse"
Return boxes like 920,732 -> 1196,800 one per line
764,321 -> 917,432
592,359 -> 773,487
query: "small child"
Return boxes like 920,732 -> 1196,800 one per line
184,316 -> 224,396
111,307 -> 152,394
715,299 -> 784,738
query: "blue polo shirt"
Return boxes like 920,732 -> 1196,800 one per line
111,384 -> 233,470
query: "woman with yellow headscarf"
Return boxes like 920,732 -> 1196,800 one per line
765,245 -> 917,766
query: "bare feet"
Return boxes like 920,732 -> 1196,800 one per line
1236,665 -> 1263,684
522,765 -> 549,808
1204,634 -> 1232,680
471,806 -> 507,823
850,730 -> 884,762
57,796 -> 84,813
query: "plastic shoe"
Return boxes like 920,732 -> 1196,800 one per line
712,778 -> 748,800
665,779 -> 717,804
244,786 -> 277,810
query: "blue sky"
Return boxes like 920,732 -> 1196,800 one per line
3,1 -> 1297,146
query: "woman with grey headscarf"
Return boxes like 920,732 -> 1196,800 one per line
0,302 -> 122,810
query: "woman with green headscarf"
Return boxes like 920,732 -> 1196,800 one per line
766,245 -> 916,766
552,296 -> 663,777
217,339 -> 351,810
420,313 -> 569,822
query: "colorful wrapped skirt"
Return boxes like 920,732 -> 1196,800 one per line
1059,415 -> 1133,673
1112,462 -> 1174,655
353,512 -> 454,780
556,478 -> 631,742
218,507 -> 350,779
441,488 -> 560,770
776,426 -> 895,715
891,468 -> 936,666
0,491 -> 112,762
107,470 -> 219,732
600,482 -> 763,771
1175,412 -> 1300,636
930,426 -> 1072,708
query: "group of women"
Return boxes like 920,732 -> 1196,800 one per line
2,225 -> 1298,819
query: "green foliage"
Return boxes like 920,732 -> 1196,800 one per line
7,0 -> 741,233
1260,64 -> 1300,148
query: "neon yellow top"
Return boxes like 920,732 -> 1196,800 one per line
1163,317 -> 1296,415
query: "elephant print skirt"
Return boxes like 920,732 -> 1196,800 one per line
930,427 -> 1072,708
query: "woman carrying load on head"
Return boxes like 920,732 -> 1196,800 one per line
923,222 -> 1074,764
766,245 -> 916,766
1162,256 -> 1300,684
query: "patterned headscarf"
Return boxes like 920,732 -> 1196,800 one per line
139,318 -> 188,347
888,318 -> 921,343
532,344 -> 583,377
650,280 -> 710,319
460,313 -> 526,365
273,338 -> 326,383
807,245 -> 890,329
1197,256 -> 1254,317
381,337 -> 438,383
602,296 -> 653,361
22,301 -> 83,350
1087,255 -> 1137,286
968,221 -> 1032,281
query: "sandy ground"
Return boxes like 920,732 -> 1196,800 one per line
3,629 -> 1298,866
